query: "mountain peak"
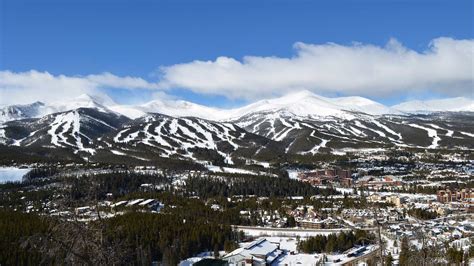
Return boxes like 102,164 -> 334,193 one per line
138,98 -> 226,120
0,101 -> 47,123
224,90 -> 394,118
109,90 -> 396,120
27,101 -> 46,107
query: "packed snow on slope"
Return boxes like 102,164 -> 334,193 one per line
47,111 -> 96,154
460,131 -> 474,138
111,150 -> 126,156
302,132 -> 328,155
371,119 -> 402,140
429,124 -> 454,137
114,117 -> 242,162
354,120 -> 386,137
408,124 -> 440,148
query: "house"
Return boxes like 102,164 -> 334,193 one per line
437,188 -> 473,203
75,206 -> 91,216
223,238 -> 283,266
271,253 -> 321,265
138,199 -> 164,212
450,238 -> 471,251
298,168 -> 353,187
386,195 -> 405,208
298,217 -> 340,229
126,198 -> 145,206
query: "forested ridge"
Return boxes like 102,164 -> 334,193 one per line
0,168 -> 341,264
0,197 -> 242,265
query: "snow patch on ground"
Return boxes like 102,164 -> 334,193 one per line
287,170 -> 299,180
0,127 -> 6,144
235,226 -> 349,238
206,165 -> 258,175
0,167 -> 31,183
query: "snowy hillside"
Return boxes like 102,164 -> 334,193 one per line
0,94 -> 118,123
110,99 -> 226,120
0,102 -> 46,123
1,91 -> 473,164
224,90 -> 398,119
1,108 -> 130,155
109,90 -> 398,120
107,113 -> 280,163
3,91 -> 472,124
231,111 -> 474,152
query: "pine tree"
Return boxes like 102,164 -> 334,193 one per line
214,244 -> 220,258
385,252 -> 393,266
399,237 -> 410,266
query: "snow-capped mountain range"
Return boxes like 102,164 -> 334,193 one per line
0,94 -> 114,123
0,91 -> 472,165
1,91 -> 472,123
109,91 -> 473,120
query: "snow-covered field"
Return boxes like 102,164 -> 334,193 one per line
234,225 -> 351,238
206,165 -> 276,176
286,169 -> 300,180
0,167 -> 30,183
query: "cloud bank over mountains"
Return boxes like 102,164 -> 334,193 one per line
0,37 -> 472,106
158,37 -> 473,99
0,71 -> 159,105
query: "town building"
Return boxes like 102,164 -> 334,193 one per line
223,238 -> 283,265
437,188 -> 473,203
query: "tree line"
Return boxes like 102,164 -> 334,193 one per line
185,173 -> 338,198
407,208 -> 437,220
297,230 -> 375,254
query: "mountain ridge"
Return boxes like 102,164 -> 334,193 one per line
0,105 -> 472,166
2,91 -> 473,123
1,91 -> 473,165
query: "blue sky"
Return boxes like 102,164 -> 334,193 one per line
1,0 -> 473,107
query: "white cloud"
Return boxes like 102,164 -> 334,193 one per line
157,37 -> 474,99
0,70 -> 159,105
86,72 -> 159,90
2,37 -> 472,106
